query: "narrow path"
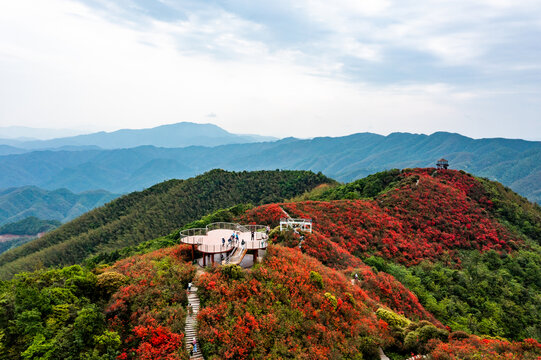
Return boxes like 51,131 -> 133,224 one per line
185,285 -> 204,360
279,206 -> 291,218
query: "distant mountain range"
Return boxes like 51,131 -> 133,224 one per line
0,122 -> 276,150
0,131 -> 540,203
0,186 -> 117,225
0,126 -> 85,140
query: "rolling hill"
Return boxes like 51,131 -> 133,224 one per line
0,168 -> 539,359
0,186 -> 118,225
0,131 -> 540,203
0,170 -> 331,279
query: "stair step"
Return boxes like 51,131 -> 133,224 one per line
186,284 -> 204,360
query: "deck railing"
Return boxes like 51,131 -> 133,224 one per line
180,222 -> 269,246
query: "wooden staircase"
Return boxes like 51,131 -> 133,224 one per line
185,286 -> 204,360
222,246 -> 248,266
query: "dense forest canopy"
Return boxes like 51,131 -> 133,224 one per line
0,169 -> 332,279
0,217 -> 61,236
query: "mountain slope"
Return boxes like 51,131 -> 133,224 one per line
1,122 -> 276,150
0,169 -> 540,359
1,131 -> 540,202
0,170 -> 331,279
0,217 -> 61,235
241,169 -> 541,341
0,186 -> 118,225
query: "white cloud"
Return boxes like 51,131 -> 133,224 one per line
0,0 -> 539,140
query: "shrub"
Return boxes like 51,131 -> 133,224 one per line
96,271 -> 127,295
310,271 -> 324,289
376,308 -> 410,330
220,264 -> 243,280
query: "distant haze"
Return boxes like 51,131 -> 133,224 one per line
0,1 -> 540,140
0,122 -> 276,150
0,126 -> 89,140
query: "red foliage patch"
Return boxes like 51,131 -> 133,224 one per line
197,245 -> 393,359
106,245 -> 195,360
429,336 -> 541,359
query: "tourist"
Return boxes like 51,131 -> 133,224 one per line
192,338 -> 197,353
189,343 -> 193,356
354,273 -> 359,282
188,303 -> 193,316
251,231 -> 255,240
235,233 -> 239,242
222,237 -> 225,247
187,282 -> 192,293
266,225 -> 270,235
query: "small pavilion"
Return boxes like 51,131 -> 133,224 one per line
436,158 -> 449,169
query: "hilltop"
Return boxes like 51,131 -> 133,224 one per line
0,122 -> 276,150
0,169 -> 540,359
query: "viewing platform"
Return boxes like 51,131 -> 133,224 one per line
179,222 -> 268,267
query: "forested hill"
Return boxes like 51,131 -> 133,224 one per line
245,168 -> 541,342
1,169 -> 540,359
0,168 -> 540,359
0,170 -> 331,279
0,186 -> 118,225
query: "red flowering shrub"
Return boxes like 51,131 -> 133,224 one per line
378,171 -> 518,264
242,170 -> 521,267
197,245 -> 393,359
429,336 -> 541,359
123,322 -> 184,360
105,245 -> 195,359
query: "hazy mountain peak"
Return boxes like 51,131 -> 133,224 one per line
0,122 -> 278,150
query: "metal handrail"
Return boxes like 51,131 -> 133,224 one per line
197,243 -> 234,253
180,222 -> 268,244
280,218 -> 312,223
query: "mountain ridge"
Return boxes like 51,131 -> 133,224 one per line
2,130 -> 540,202
0,122 -> 277,150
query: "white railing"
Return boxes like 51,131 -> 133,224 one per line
179,228 -> 207,244
179,222 -> 267,253
279,217 -> 312,233
206,222 -> 250,233
197,243 -> 234,253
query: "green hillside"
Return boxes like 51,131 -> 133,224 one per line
0,217 -> 61,236
0,186 -> 118,225
0,170 -> 331,279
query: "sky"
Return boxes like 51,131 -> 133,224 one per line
0,0 -> 540,140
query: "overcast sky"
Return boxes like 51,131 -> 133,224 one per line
1,0 -> 540,139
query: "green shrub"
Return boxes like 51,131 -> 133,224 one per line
96,271 -> 127,295
376,308 -> 411,330
221,264 -> 243,280
324,292 -> 338,309
310,271 -> 324,289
